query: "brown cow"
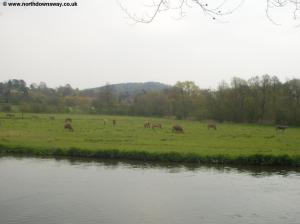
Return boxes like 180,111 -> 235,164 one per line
64,122 -> 73,131
172,125 -> 184,133
144,122 -> 151,128
207,124 -> 217,130
65,118 -> 72,123
152,123 -> 162,129
112,119 -> 116,126
276,125 -> 288,131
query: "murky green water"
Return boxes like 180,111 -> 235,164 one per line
0,156 -> 300,224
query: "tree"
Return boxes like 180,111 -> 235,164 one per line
165,81 -> 202,119
119,0 -> 244,23
1,77 -> 300,126
119,0 -> 300,25
133,92 -> 171,116
0,79 -> 29,104
93,83 -> 118,114
284,79 -> 300,125
229,77 -> 249,122
57,84 -> 75,97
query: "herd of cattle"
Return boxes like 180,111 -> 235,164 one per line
62,118 -> 288,133
62,118 -> 186,133
4,113 -> 290,133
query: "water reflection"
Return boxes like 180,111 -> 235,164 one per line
2,155 -> 299,177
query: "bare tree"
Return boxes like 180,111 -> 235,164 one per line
266,0 -> 300,26
118,0 -> 300,25
117,0 -> 244,23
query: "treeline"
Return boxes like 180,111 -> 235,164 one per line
1,75 -> 300,125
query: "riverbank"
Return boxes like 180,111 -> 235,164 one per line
1,113 -> 300,166
1,144 -> 300,166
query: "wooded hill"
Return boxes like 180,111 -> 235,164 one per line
81,82 -> 170,97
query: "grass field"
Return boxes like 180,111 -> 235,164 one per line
1,113 -> 300,166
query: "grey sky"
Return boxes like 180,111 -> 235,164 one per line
0,0 -> 299,89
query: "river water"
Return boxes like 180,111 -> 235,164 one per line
0,156 -> 300,224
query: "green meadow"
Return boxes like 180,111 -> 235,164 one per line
1,113 -> 300,166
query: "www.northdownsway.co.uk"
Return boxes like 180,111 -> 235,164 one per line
2,1 -> 78,7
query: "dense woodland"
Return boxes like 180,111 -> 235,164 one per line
1,75 -> 300,125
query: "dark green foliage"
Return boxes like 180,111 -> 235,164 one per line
1,76 -> 300,126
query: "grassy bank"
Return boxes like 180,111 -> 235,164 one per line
1,113 -> 300,166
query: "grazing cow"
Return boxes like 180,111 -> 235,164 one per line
207,124 -> 217,130
152,123 -> 162,129
65,118 -> 72,123
144,122 -> 151,128
276,125 -> 288,131
64,122 -> 73,131
172,125 -> 184,133
112,119 -> 116,126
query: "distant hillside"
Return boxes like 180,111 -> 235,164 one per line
81,82 -> 171,96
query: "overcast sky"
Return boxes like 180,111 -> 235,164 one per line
0,0 -> 299,89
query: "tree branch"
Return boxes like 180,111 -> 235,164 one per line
118,0 -> 300,25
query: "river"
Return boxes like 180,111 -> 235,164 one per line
0,156 -> 300,224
